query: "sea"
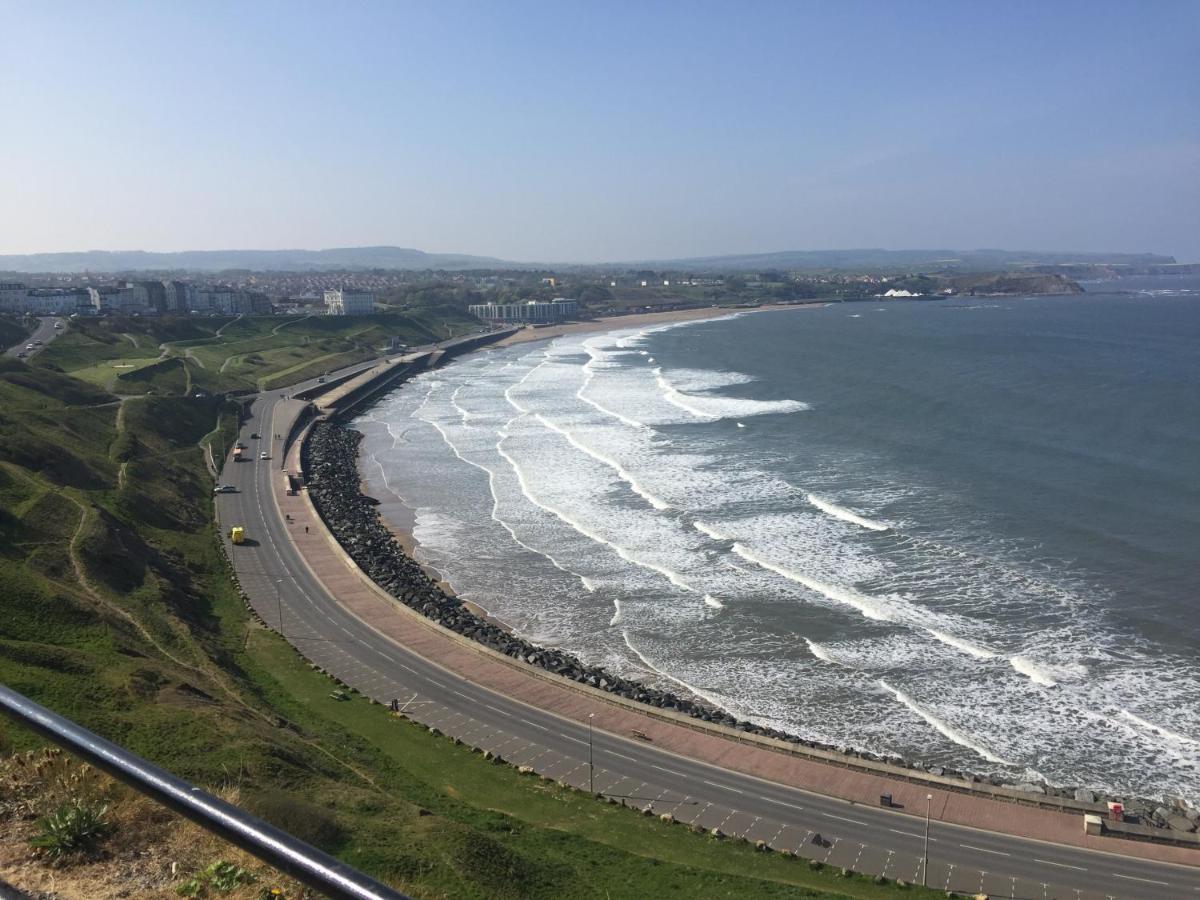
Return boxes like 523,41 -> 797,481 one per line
356,275 -> 1200,802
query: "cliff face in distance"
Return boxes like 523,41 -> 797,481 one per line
941,272 -> 1084,296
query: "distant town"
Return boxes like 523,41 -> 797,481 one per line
0,258 -> 1125,325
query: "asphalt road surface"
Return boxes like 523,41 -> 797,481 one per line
216,350 -> 1200,900
4,316 -> 64,358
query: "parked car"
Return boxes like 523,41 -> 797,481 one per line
213,484 -> 238,494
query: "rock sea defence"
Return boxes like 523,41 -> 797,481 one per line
302,418 -> 1194,828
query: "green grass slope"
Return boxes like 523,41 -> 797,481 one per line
0,314 -> 35,350
35,314 -> 460,396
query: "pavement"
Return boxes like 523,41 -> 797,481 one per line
215,348 -> 1200,900
4,316 -> 64,358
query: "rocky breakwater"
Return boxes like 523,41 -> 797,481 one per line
304,422 -> 802,739
302,420 -> 1192,827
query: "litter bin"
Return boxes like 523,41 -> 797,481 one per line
880,793 -> 892,808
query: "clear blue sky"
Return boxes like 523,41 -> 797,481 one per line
3,1 -> 1197,261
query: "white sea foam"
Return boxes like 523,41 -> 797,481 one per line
926,629 -> 996,660
610,598 -> 623,625
415,378 -> 594,594
805,638 -> 838,665
653,366 -> 809,421
731,542 -> 892,621
703,594 -> 724,609
533,413 -> 670,510
693,519 -> 731,541
806,493 -> 889,531
495,425 -> 697,593
622,630 -> 729,710
1119,710 -> 1200,746
879,679 -> 1012,766
1009,656 -> 1058,687
576,340 -> 646,429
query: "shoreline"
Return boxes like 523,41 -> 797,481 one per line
492,300 -> 827,347
343,300 -> 1189,818
362,300 -> 824,634
360,433 -> 517,632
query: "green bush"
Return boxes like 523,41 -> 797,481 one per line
29,800 -> 114,860
176,859 -> 257,896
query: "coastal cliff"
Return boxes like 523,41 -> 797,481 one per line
942,272 -> 1084,296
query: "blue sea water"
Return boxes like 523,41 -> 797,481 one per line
358,276 -> 1200,800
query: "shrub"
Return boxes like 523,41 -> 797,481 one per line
29,800 -> 114,860
176,859 -> 257,896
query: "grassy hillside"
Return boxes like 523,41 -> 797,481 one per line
34,313 -> 466,395
0,314 -> 34,351
0,358 -> 931,899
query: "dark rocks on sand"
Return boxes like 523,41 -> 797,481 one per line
303,421 -> 787,742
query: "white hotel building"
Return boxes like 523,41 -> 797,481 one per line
468,298 -> 578,324
324,289 -> 376,316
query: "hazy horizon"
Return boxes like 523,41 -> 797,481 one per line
3,2 -> 1198,261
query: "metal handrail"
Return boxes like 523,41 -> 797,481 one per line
0,684 -> 407,900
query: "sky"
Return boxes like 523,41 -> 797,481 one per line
2,1 -> 1198,262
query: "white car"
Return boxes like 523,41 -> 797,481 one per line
259,451 -> 269,460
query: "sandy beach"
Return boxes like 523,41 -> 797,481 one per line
494,301 -> 826,347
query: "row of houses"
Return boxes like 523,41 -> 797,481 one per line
0,281 -> 273,316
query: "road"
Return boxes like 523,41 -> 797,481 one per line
4,316 -> 64,358
217,352 -> 1200,900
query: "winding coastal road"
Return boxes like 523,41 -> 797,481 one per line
4,316 -> 64,358
216,344 -> 1200,900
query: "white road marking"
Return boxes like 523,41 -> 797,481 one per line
891,828 -> 937,841
959,843 -> 1011,856
703,779 -> 743,793
822,812 -> 867,826
651,764 -> 685,777
756,795 -> 805,812
1033,859 -> 1087,871
1112,873 -> 1168,886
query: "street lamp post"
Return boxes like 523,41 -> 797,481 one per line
274,578 -> 285,638
588,713 -> 595,796
923,793 -> 932,887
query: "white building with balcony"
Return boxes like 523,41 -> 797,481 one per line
324,289 -> 375,316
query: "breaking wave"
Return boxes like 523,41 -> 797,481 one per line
879,680 -> 1013,766
806,493 -> 889,531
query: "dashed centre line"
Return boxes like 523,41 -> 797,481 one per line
959,843 -> 1011,857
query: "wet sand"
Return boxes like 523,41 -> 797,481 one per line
495,301 -> 826,347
